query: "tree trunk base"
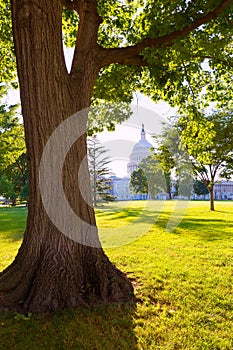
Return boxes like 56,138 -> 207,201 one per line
0,232 -> 134,313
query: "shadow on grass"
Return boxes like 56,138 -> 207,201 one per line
96,209 -> 143,220
96,206 -> 145,219
155,213 -> 233,241
0,303 -> 138,350
0,230 -> 24,242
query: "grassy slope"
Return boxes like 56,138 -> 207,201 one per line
0,201 -> 232,350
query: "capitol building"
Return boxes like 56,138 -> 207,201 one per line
110,124 -> 153,200
127,124 -> 152,174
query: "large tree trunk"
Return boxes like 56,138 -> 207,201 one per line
0,0 -> 133,313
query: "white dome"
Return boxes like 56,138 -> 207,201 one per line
127,124 -> 152,174
132,139 -> 152,153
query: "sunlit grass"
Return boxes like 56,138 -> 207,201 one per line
0,201 -> 232,349
0,206 -> 26,271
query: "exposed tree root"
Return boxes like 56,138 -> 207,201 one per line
0,232 -> 134,313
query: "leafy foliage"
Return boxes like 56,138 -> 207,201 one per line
130,167 -> 148,195
153,123 -> 193,199
180,111 -> 233,183
62,9 -> 79,47
193,179 -> 209,196
87,101 -> 132,135
0,153 -> 28,203
152,144 -> 176,198
136,2 -> 233,110
60,0 -> 233,110
0,104 -> 27,203
2,0 -> 233,120
0,103 -> 25,171
0,0 -> 17,94
130,155 -> 169,198
0,174 -> 16,202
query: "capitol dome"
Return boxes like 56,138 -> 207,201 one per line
127,124 -> 152,174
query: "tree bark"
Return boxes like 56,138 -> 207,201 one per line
209,185 -> 215,211
0,0 -> 133,313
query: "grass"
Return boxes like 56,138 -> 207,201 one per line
0,201 -> 233,349
0,206 -> 26,271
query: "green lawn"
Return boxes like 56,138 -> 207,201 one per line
0,201 -> 232,350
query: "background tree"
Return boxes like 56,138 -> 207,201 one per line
0,153 -> 28,205
87,136 -> 115,206
130,155 -> 169,199
0,0 -> 233,312
0,0 -> 16,96
20,180 -> 29,203
153,124 -> 193,200
0,103 -> 25,170
193,179 -> 209,199
130,167 -> 149,197
180,111 -> 233,210
153,145 -> 175,199
0,174 -> 16,205
0,103 -> 27,204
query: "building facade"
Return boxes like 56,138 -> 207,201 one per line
214,181 -> 233,200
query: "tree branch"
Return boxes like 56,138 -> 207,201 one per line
98,0 -> 233,67
181,61 -> 196,99
197,170 -> 209,185
70,0 -> 102,77
225,14 -> 233,24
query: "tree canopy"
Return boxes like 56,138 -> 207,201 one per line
1,0 -> 233,109
67,0 -> 233,111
